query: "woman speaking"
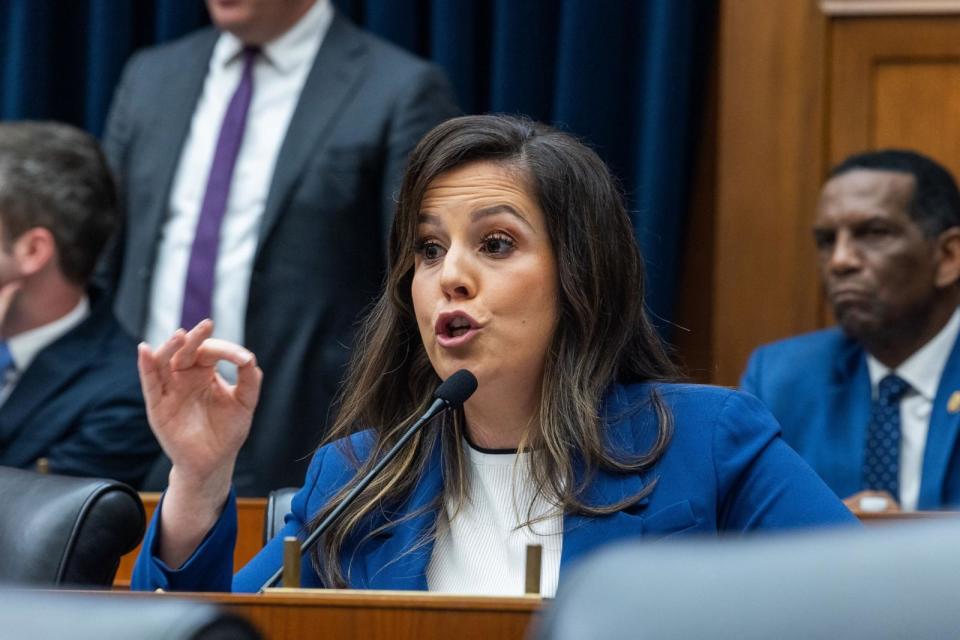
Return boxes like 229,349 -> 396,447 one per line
132,115 -> 855,596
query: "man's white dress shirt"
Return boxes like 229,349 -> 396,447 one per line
866,306 -> 960,511
145,0 -> 333,372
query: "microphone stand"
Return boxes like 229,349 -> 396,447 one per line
258,397 -> 448,592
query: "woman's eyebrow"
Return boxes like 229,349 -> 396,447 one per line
471,204 -> 534,231
417,212 -> 441,225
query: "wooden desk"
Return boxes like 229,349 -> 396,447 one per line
86,589 -> 542,640
114,494 -> 268,587
856,510 -> 959,525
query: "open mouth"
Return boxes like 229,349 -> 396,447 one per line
435,312 -> 480,346
445,316 -> 472,338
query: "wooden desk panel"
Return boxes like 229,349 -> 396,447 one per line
114,494 -> 267,587
82,590 -> 541,640
856,510 -> 959,524
227,591 -> 539,640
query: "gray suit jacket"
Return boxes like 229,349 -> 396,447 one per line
102,13 -> 459,494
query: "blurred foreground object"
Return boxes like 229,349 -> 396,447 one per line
0,589 -> 261,639
539,518 -> 960,640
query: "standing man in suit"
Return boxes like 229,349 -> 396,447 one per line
102,0 -> 459,494
0,122 -> 157,487
742,150 -> 960,511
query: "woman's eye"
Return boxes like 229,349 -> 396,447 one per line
415,241 -> 445,261
480,234 -> 516,256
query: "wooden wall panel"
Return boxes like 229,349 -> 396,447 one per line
710,0 -> 827,385
829,16 -> 960,167
873,63 -> 960,165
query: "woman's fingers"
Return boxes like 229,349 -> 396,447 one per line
170,320 -> 214,370
233,358 -> 263,412
194,338 -> 255,369
153,329 -> 187,379
137,342 -> 162,408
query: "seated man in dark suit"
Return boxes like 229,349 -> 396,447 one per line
742,149 -> 960,511
0,122 -> 158,487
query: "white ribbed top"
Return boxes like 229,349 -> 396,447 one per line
425,441 -> 563,597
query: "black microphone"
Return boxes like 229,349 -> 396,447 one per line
258,369 -> 477,592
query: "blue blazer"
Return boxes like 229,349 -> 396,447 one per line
0,295 -> 158,488
741,327 -> 960,509
132,383 -> 855,593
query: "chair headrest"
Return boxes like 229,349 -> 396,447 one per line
264,486 -> 298,544
0,466 -> 145,587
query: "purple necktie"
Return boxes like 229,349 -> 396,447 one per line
180,46 -> 258,330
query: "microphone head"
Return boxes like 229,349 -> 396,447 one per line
434,370 -> 478,408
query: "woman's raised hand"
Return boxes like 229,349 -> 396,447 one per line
138,320 -> 263,568
137,319 -> 262,489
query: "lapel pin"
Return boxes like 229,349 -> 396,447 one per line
948,391 -> 960,415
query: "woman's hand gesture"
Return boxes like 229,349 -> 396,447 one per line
137,320 -> 262,488
138,320 -> 263,567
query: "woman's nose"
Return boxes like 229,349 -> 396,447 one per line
439,246 -> 476,299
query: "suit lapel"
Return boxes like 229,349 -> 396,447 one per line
352,433 -> 443,590
255,13 -> 368,257
0,310 -> 105,455
918,334 -> 960,509
561,385 -> 646,577
141,32 -> 218,259
823,339 -> 873,499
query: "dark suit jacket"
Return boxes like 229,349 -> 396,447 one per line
741,325 -> 960,509
0,296 -> 157,488
132,383 -> 855,592
102,13 -> 459,494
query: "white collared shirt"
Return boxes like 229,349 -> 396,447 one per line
145,0 -> 333,376
0,296 -> 90,407
866,306 -> 960,511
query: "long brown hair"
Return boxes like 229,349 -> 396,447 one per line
309,114 -> 679,587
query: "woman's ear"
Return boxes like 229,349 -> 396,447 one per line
11,227 -> 56,277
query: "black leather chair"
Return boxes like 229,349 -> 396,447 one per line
0,589 -> 262,639
263,486 -> 297,544
0,466 -> 145,587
